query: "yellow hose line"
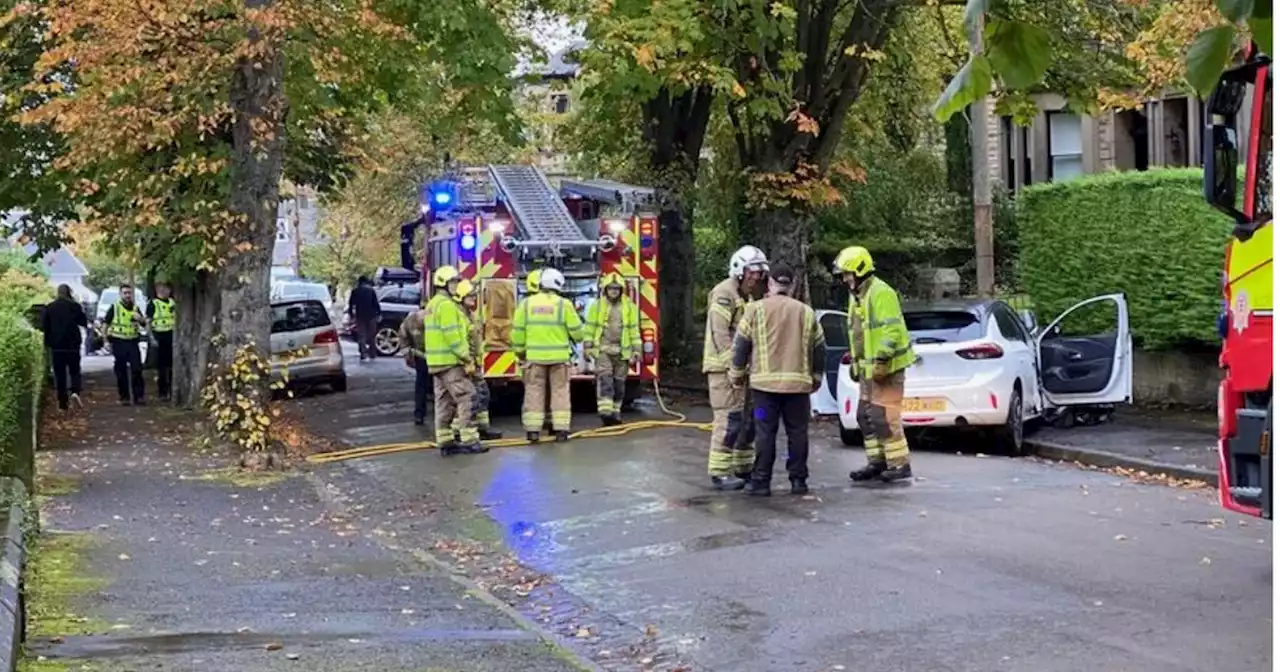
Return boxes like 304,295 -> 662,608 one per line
306,379 -> 710,464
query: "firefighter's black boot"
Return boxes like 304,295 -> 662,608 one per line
710,475 -> 746,491
438,441 -> 459,456
849,461 -> 887,482
479,428 -> 503,440
451,441 -> 490,455
879,463 -> 913,483
790,478 -> 809,495
746,480 -> 772,497
526,431 -> 540,443
555,430 -> 570,443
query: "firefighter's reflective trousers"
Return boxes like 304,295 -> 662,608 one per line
434,366 -> 479,445
595,352 -> 628,417
471,374 -> 492,429
706,373 -> 755,476
523,363 -> 571,432
857,371 -> 909,467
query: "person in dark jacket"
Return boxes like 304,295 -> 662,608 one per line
41,284 -> 87,410
347,276 -> 382,361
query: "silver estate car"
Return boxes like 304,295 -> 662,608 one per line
270,299 -> 347,392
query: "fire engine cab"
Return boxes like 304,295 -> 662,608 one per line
399,164 -> 661,396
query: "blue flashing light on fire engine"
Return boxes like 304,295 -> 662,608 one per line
425,180 -> 458,213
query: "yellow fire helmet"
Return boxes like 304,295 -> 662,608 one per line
432,265 -> 460,288
526,269 -> 543,294
600,272 -> 625,290
452,279 -> 476,302
834,246 -> 874,278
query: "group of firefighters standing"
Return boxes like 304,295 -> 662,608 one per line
405,242 -> 914,495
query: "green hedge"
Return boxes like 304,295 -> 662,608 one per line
1016,169 -> 1232,350
0,312 -> 42,489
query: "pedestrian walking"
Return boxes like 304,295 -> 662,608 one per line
456,279 -> 502,440
102,284 -> 147,405
728,263 -> 825,496
423,266 -> 488,456
398,296 -> 429,426
836,246 -> 916,483
41,284 -> 87,411
512,268 -> 583,443
583,273 -> 640,426
702,245 -> 769,490
147,283 -> 176,401
347,275 -> 381,361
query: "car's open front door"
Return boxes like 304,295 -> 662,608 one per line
1036,293 -> 1133,407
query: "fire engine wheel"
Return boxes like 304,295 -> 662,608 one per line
374,326 -> 401,357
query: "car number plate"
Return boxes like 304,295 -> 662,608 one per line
902,397 -> 946,412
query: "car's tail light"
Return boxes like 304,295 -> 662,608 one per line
314,329 -> 339,345
840,352 -> 851,365
956,343 -> 1003,360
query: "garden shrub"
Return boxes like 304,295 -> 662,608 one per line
1016,169 -> 1232,350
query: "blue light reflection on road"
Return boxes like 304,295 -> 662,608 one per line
479,454 -> 562,569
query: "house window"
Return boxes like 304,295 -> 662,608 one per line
553,94 -> 570,114
1001,116 -> 1015,191
276,220 -> 290,242
1048,112 -> 1084,181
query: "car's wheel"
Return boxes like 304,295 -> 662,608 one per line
839,425 -> 862,447
994,386 -> 1026,455
374,325 -> 401,357
331,375 -> 348,393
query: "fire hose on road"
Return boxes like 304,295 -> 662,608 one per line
306,380 -> 713,464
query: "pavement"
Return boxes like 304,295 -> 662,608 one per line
26,376 -> 589,672
27,352 -> 1271,672
289,356 -> 1271,672
1028,408 -> 1218,476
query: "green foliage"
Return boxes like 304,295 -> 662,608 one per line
80,247 -> 129,291
936,0 -> 1153,119
0,306 -> 42,488
1016,169 -> 1231,350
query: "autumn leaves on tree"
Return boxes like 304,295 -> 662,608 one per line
5,0 -> 524,452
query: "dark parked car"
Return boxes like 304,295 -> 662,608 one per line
341,283 -> 422,357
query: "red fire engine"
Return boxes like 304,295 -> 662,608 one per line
1203,45 -> 1273,519
401,164 -> 661,395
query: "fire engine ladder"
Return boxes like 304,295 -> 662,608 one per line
488,165 -> 588,243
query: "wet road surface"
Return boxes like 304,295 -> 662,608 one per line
30,381 -> 588,672
289,359 -> 1273,672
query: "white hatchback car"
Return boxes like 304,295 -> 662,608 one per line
836,294 -> 1133,453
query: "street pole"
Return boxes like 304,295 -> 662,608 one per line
970,12 -> 995,298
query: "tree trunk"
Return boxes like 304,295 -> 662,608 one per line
656,201 -> 695,367
172,272 -> 220,407
969,12 -> 995,298
751,205 -> 811,302
209,0 -> 285,419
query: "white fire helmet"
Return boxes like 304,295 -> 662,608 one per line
539,268 -> 567,292
728,245 -> 769,280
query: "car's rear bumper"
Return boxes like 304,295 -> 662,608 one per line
838,380 -> 1012,429
271,351 -> 345,384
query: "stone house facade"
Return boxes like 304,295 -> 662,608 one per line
980,90 -> 1253,192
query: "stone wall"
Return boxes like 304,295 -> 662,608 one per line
1132,347 -> 1220,408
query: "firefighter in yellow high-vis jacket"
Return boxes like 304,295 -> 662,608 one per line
836,246 -> 915,483
454,279 -> 503,441
584,273 -> 640,426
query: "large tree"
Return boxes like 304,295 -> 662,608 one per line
14,0 -> 527,453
